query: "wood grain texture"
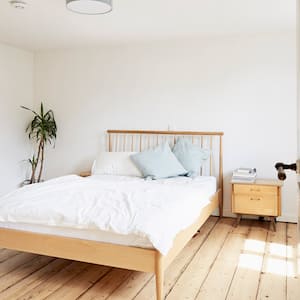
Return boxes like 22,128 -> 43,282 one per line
0,227 -> 158,272
166,218 -> 235,300
0,218 -> 298,300
195,220 -> 252,300
226,221 -> 269,300
256,222 -> 287,300
0,255 -> 54,293
107,130 -> 224,136
134,217 -> 219,300
0,259 -> 72,300
232,180 -> 282,226
286,223 -> 300,300
78,268 -> 130,300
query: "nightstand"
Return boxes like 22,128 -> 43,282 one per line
79,171 -> 91,177
231,179 -> 283,231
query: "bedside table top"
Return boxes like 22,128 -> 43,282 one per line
79,171 -> 91,177
230,178 -> 283,187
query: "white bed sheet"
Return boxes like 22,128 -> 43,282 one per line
0,175 -> 216,254
0,221 -> 154,249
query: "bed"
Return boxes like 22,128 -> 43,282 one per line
0,130 -> 223,300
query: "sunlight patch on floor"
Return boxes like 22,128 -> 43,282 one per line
265,257 -> 286,276
238,253 -> 263,271
239,238 -> 298,278
243,239 -> 265,253
270,243 -> 290,258
287,260 -> 297,277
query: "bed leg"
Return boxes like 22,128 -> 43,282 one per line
219,201 -> 223,218
219,190 -> 223,218
155,252 -> 164,300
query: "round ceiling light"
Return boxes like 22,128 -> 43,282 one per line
10,0 -> 27,9
66,0 -> 112,15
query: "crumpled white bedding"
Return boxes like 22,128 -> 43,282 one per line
0,175 -> 216,255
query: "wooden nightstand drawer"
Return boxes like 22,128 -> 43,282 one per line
233,194 -> 278,216
233,184 -> 277,195
231,179 -> 283,231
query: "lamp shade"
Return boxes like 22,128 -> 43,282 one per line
66,0 -> 112,15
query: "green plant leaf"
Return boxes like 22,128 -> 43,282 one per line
22,101 -> 57,182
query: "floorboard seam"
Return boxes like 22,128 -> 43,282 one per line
224,220 -> 253,300
0,251 -> 20,264
131,274 -> 154,300
164,217 -> 220,299
0,257 -> 57,294
75,267 -> 113,300
254,222 -> 270,300
17,260 -> 82,300
0,254 -> 41,280
43,263 -> 93,300
194,219 -> 235,300
103,270 -> 134,300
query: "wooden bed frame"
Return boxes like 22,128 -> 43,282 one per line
0,130 -> 224,300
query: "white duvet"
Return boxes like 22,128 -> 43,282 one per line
0,175 -> 216,255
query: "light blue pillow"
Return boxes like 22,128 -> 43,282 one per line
173,137 -> 210,177
130,142 -> 187,180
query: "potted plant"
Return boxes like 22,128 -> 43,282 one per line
22,102 -> 57,183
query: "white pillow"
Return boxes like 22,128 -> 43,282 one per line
92,152 -> 142,177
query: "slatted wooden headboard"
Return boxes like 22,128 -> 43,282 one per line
107,129 -> 224,217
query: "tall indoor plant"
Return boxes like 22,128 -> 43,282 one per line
22,102 -> 57,183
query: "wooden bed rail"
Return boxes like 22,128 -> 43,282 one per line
107,129 -> 224,136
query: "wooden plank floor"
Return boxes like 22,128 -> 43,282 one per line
0,217 -> 299,300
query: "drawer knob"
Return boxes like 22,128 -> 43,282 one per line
250,197 -> 261,201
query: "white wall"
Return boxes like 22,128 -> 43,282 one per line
35,33 -> 297,222
0,43 -> 34,196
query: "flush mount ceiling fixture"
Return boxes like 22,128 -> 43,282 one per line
10,0 -> 27,9
66,0 -> 112,15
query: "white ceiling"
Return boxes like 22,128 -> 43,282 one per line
0,0 -> 296,51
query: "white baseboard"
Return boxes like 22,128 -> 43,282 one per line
276,215 -> 298,223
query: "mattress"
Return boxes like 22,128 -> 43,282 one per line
0,175 -> 216,254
